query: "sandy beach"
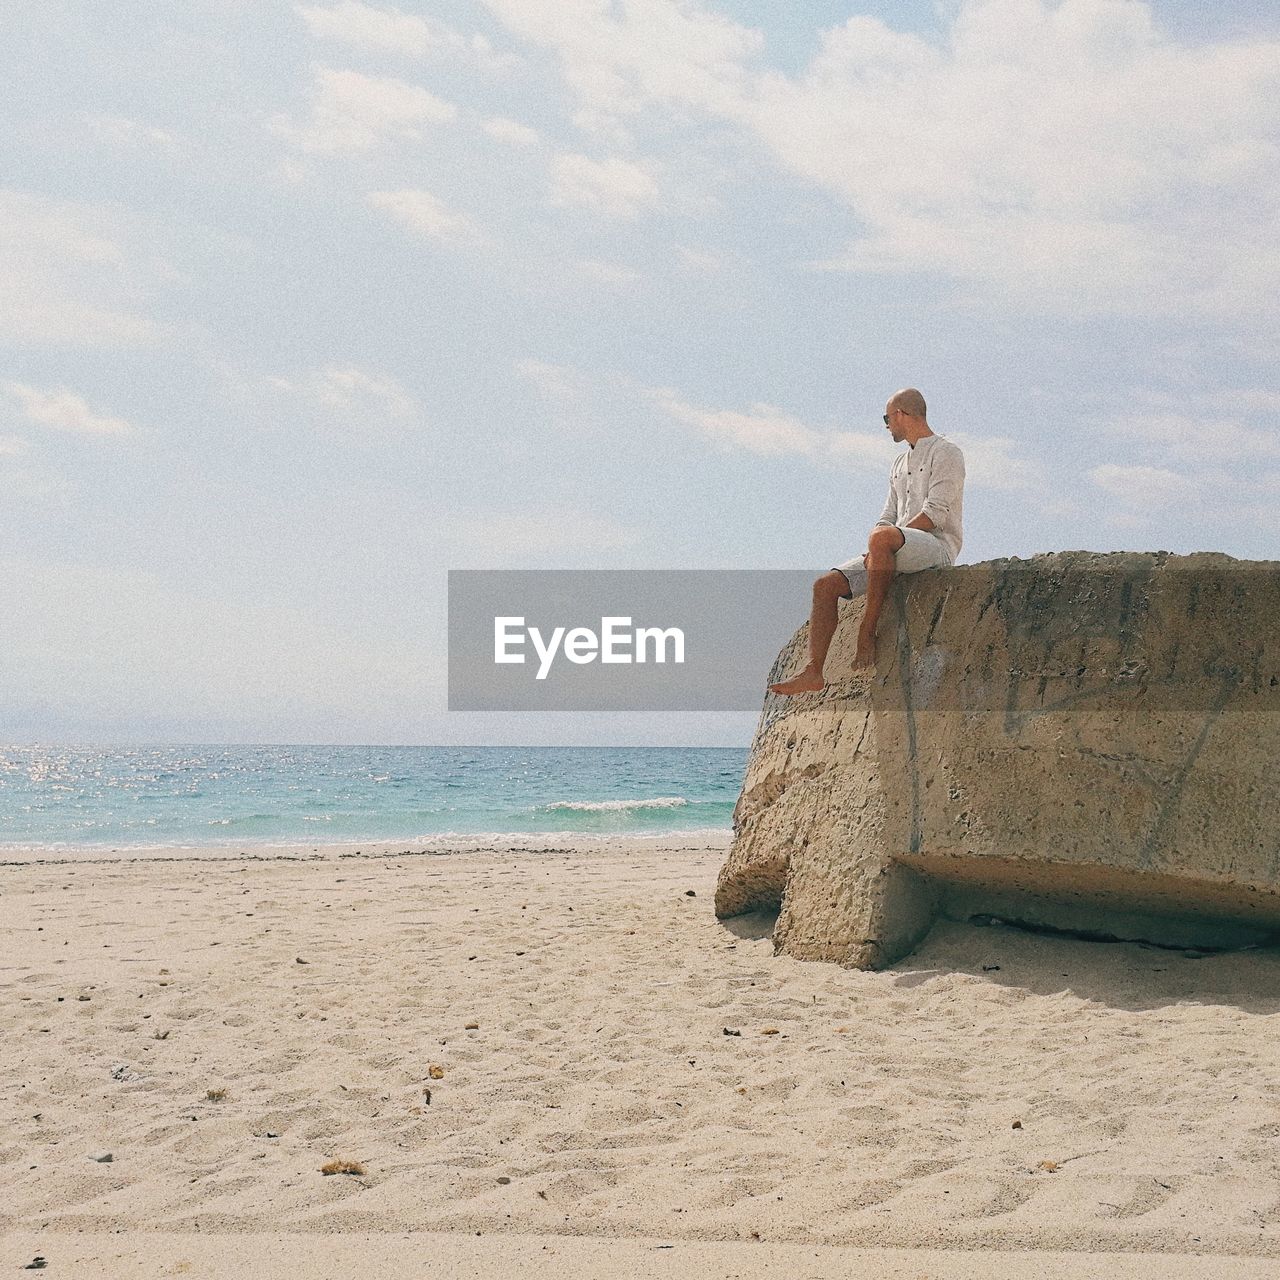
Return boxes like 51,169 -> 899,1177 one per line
4,834 -> 1280,1276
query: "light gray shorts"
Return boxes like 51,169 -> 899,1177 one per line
833,527 -> 951,596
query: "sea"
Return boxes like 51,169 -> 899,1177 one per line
0,744 -> 748,852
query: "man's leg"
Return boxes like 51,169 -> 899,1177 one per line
768,569 -> 855,694
853,525 -> 906,669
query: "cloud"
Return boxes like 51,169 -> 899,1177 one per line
516,358 -> 589,401
267,365 -> 418,419
0,190 -> 160,346
650,386 -> 1040,481
483,0 -> 1280,318
0,436 -> 28,456
295,3 -> 523,75
1235,391 -> 1280,416
649,387 -> 885,461
4,383 -> 136,436
483,115 -> 540,147
675,246 -> 723,273
272,65 -> 457,153
652,388 -> 818,455
480,0 -> 762,132
83,114 -> 177,147
1098,405 -> 1280,464
946,432 -> 1043,491
368,188 -> 481,244
550,153 -> 660,217
577,258 -> 641,287
1076,382 -> 1280,530
755,5 -> 1280,314
294,1 -> 436,57
1088,463 -> 1200,508
1083,391 -> 1280,525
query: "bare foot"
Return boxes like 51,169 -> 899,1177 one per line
769,668 -> 825,695
852,637 -> 877,670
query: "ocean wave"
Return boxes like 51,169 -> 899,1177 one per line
541,796 -> 690,812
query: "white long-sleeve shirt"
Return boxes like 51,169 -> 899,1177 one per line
874,433 -> 965,564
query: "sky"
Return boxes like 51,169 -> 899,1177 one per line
1,0 -> 1278,747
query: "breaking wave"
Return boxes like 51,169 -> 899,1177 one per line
542,796 -> 690,813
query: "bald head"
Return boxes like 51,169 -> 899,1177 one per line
888,388 -> 927,421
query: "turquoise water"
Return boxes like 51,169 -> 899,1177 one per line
0,745 -> 747,850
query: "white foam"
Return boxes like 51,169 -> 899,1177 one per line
541,796 -> 690,812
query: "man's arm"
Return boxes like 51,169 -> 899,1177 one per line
873,466 -> 898,527
919,443 -> 964,531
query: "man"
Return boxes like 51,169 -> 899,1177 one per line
769,388 -> 964,694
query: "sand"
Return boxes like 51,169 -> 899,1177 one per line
3,834 -> 1280,1276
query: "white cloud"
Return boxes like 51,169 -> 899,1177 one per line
1088,463 -> 1200,507
1139,413 -> 1280,461
368,188 -> 481,244
650,386 -> 1037,481
946,432 -> 1043,491
295,4 -> 523,75
1092,388 -> 1275,462
268,365 -> 417,419
752,4 -> 1280,315
468,32 -> 524,77
4,383 -> 135,436
577,258 -> 641,287
0,435 -> 28,456
480,0 -> 762,133
272,65 -> 457,153
1082,389 -> 1280,526
0,190 -> 160,346
550,153 -> 660,217
1098,402 -> 1280,464
516,358 -> 589,401
825,430 -> 905,467
483,115 -> 540,147
675,246 -> 723,273
1235,391 -> 1280,416
652,388 -> 817,455
484,0 -> 1280,318
83,114 -> 176,147
294,1 -> 435,57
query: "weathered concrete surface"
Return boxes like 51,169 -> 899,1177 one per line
716,552 -> 1280,967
